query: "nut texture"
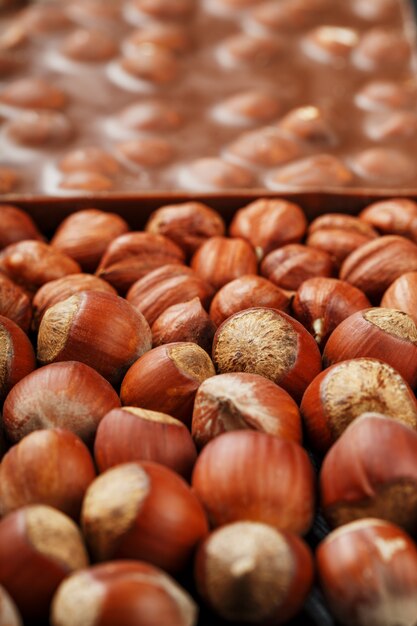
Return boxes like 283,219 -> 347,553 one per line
121,342 -> 216,424
359,197 -> 417,241
192,430 -> 315,535
0,205 -> 43,250
37,291 -> 152,384
192,372 -> 302,448
212,307 -> 322,402
0,274 -> 32,332
261,243 -> 334,291
3,361 -> 120,443
81,462 -> 208,573
0,315 -> 36,404
381,272 -> 417,324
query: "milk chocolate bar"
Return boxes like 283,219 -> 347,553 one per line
0,0 -> 417,197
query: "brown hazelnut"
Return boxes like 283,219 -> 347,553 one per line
96,232 -> 185,294
0,240 -> 81,293
0,274 -> 32,332
124,23 -> 191,54
0,428 -> 96,520
353,28 -> 411,71
320,413 -> 417,532
6,112 -> 74,148
212,307 -> 322,402
381,272 -> 417,323
317,519 -> 417,626
306,213 -> 378,267
0,505 -> 88,621
355,79 -> 416,112
61,28 -> 117,62
191,372 -> 302,448
192,430 -> 315,534
51,561 -> 197,626
225,127 -> 301,168
277,105 -> 336,146
126,264 -> 214,326
129,0 -> 194,20
359,198 -> 417,242
145,201 -> 225,257
266,154 -> 353,189
0,78 -> 67,110
3,361 -> 121,444
210,275 -> 290,327
213,90 -> 281,127
340,235 -> 417,301
195,522 -> 313,624
349,148 -> 416,185
191,236 -> 258,291
51,209 -> 129,272
323,308 -> 417,387
179,157 -> 254,192
19,4 -> 72,33
261,243 -> 334,292
217,33 -> 281,69
151,297 -> 216,353
292,277 -> 371,348
37,291 -> 152,385
0,205 -> 42,250
94,407 -> 197,479
301,358 -> 417,454
59,147 -> 120,177
81,461 -> 208,573
302,26 -> 359,64
0,315 -> 36,404
229,198 -> 307,259
32,273 -> 117,330
116,138 -> 175,167
121,45 -> 179,84
59,171 -> 114,192
117,100 -> 183,133
120,342 -> 216,424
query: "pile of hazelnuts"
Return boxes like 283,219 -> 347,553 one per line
1,197 -> 417,626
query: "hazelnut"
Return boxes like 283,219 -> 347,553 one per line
192,430 -> 315,534
359,198 -> 417,242
191,372 -> 302,448
0,205 -> 42,250
59,171 -> 114,192
210,274 -> 290,327
151,297 -> 216,354
249,0 -> 329,32
350,148 -> 416,185
126,264 -> 214,326
225,127 -> 301,168
124,23 -> 191,54
81,462 -> 208,573
96,232 -> 185,294
0,240 -> 81,293
320,413 -> 417,532
340,235 -> 417,301
0,505 -> 88,621
116,137 -> 175,167
0,585 -> 21,626
300,358 -> 417,454
120,45 -> 179,84
6,111 -> 74,148
317,519 -> 417,626
191,236 -> 258,291
306,213 -> 378,268
195,522 -> 313,624
94,407 -> 197,479
120,342 -> 216,424
145,202 -> 225,257
59,147 -> 120,177
292,277 -> 371,348
51,561 -> 197,626
355,79 -> 416,112
323,308 -> 417,387
0,274 -> 32,332
0,429 -> 96,520
32,273 -> 117,330
37,291 -> 152,385
179,157 -> 254,192
129,0 -> 194,20
217,33 -> 281,69
212,90 -> 281,127
229,198 -> 307,259
365,110 -> 417,141
51,209 -> 129,272
277,105 -> 336,146
353,28 -> 411,71
381,272 -> 417,324
117,100 -> 183,133
266,154 -> 353,189
212,307 -> 322,402
261,243 -> 334,292
61,28 -> 117,63
0,78 -> 67,110
302,26 -> 359,65
3,361 -> 120,444
0,315 -> 36,404
19,4 -> 71,33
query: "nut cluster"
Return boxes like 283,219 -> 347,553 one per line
1,197 -> 417,625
